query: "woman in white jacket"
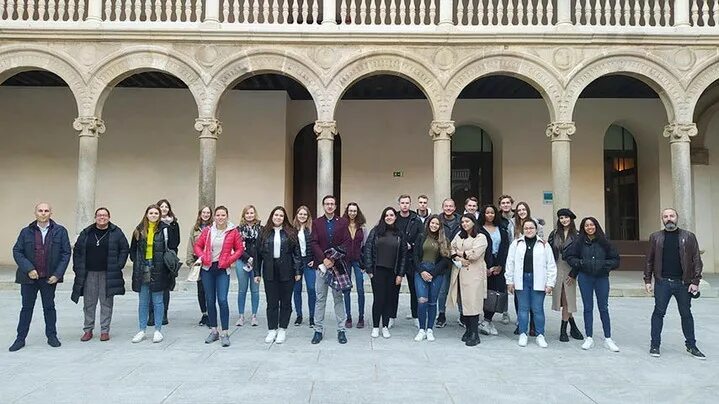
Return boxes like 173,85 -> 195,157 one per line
505,218 -> 557,348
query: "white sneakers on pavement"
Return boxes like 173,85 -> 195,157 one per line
582,337 -> 595,350
152,330 -> 163,343
276,328 -> 287,344
536,334 -> 548,348
265,329 -> 278,343
426,329 -> 435,342
371,328 -> 380,338
604,338 -> 620,352
518,333 -> 528,347
131,331 -> 145,343
381,327 -> 391,338
414,330 -> 426,342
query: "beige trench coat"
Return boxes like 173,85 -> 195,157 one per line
448,233 -> 488,316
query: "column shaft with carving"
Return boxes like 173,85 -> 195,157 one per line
314,120 -> 336,214
546,122 -> 575,213
195,118 -> 222,210
430,120 -> 455,204
74,117 -> 106,234
664,122 -> 697,230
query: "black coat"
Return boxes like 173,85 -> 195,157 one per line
478,225 -> 510,270
363,227 -> 407,276
565,236 -> 620,278
254,229 -> 301,282
163,219 -> 180,253
397,212 -> 423,271
413,233 -> 451,277
12,220 -> 71,284
129,222 -> 171,293
547,229 -> 578,261
71,223 -> 130,303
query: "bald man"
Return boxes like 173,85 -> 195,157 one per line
9,203 -> 71,352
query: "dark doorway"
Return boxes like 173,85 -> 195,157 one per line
604,125 -> 639,240
451,125 -> 494,206
292,124 -> 342,216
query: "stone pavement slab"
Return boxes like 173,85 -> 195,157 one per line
0,287 -> 717,403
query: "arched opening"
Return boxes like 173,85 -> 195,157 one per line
603,124 -> 639,241
293,124 -> 342,215
0,70 -> 78,264
451,125 -> 493,206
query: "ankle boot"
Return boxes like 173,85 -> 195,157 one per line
560,320 -> 570,342
466,317 -> 480,346
568,317 -> 584,340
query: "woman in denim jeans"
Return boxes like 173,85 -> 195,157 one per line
412,215 -> 451,342
236,205 -> 261,327
505,219 -> 557,348
342,202 -> 368,329
292,206 -> 316,327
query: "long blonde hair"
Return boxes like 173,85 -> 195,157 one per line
240,205 -> 261,227
293,205 -> 313,233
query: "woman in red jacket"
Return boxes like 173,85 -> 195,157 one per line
193,206 -> 244,347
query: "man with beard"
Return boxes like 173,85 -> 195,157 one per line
644,208 -> 705,360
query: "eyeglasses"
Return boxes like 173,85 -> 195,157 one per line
37,210 -> 51,213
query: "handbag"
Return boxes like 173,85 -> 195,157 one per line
484,289 -> 509,313
163,228 -> 182,277
187,262 -> 202,282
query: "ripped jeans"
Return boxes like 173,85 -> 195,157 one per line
414,262 -> 445,330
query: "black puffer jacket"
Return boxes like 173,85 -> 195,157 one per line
413,233 -> 451,276
71,223 -> 130,303
363,227 -> 407,276
254,228 -> 301,282
565,236 -> 620,278
129,222 -> 171,293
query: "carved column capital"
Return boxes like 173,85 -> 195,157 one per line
314,120 -> 337,141
194,118 -> 223,139
429,120 -> 455,141
73,117 -> 106,138
545,121 -> 576,141
663,123 -> 697,144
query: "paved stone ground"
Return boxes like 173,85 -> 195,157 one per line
1,286 -> 717,404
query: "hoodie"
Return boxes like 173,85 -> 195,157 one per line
193,222 -> 244,271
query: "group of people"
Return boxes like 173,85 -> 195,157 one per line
7,194 -> 706,360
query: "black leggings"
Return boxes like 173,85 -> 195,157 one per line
371,267 -> 395,328
197,279 -> 207,314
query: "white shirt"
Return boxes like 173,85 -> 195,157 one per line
298,228 -> 307,257
273,227 -> 282,259
37,222 -> 50,243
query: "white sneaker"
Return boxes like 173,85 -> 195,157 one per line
265,329 -> 277,343
426,329 -> 435,341
604,338 -> 620,352
478,321 -> 491,335
518,333 -> 528,347
152,330 -> 163,343
488,322 -> 499,336
582,337 -> 595,350
414,318 -> 420,329
236,315 -> 244,327
131,331 -> 145,343
414,329 -> 426,342
536,334 -> 548,348
501,312 -> 511,325
388,318 -> 395,329
382,327 -> 391,338
371,328 -> 380,338
275,328 -> 287,344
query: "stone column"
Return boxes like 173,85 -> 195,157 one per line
673,0 -> 691,27
556,0 -> 572,26
546,121 -> 575,213
663,122 -> 697,230
438,0 -> 454,26
322,0 -> 337,25
195,118 -> 222,210
314,120 -> 337,214
74,117 -> 106,233
430,120 -> 455,204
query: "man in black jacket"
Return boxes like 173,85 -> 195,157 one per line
392,195 -> 423,328
436,198 -> 461,328
9,203 -> 71,352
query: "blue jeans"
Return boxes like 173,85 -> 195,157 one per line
651,278 -> 696,348
578,272 -> 611,338
516,273 -> 546,335
293,264 -> 317,318
343,261 -> 365,319
202,262 -> 230,330
414,262 -> 444,330
138,283 -> 163,332
236,260 -> 259,316
437,268 -> 451,314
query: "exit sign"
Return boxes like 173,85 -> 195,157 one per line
393,171 -> 404,177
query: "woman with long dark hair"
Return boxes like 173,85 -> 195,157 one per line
236,205 -> 261,327
152,199 -> 180,326
477,204 -> 510,336
363,207 -> 407,339
565,217 -> 621,352
412,215 -> 451,342
547,208 -> 583,342
292,205 -> 316,327
129,205 -> 170,344
185,206 -> 212,327
342,202 -> 368,329
254,206 -> 299,344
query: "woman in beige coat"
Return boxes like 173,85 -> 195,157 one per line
448,214 -> 488,347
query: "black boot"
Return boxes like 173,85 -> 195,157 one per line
466,317 -> 480,347
560,320 -> 570,342
460,316 -> 470,342
568,317 -> 584,340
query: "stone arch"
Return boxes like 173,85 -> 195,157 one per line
324,52 -> 444,120
685,58 -> 719,123
86,46 -> 206,118
564,53 -> 682,123
0,45 -> 86,115
205,50 -> 323,119
443,53 -> 563,122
